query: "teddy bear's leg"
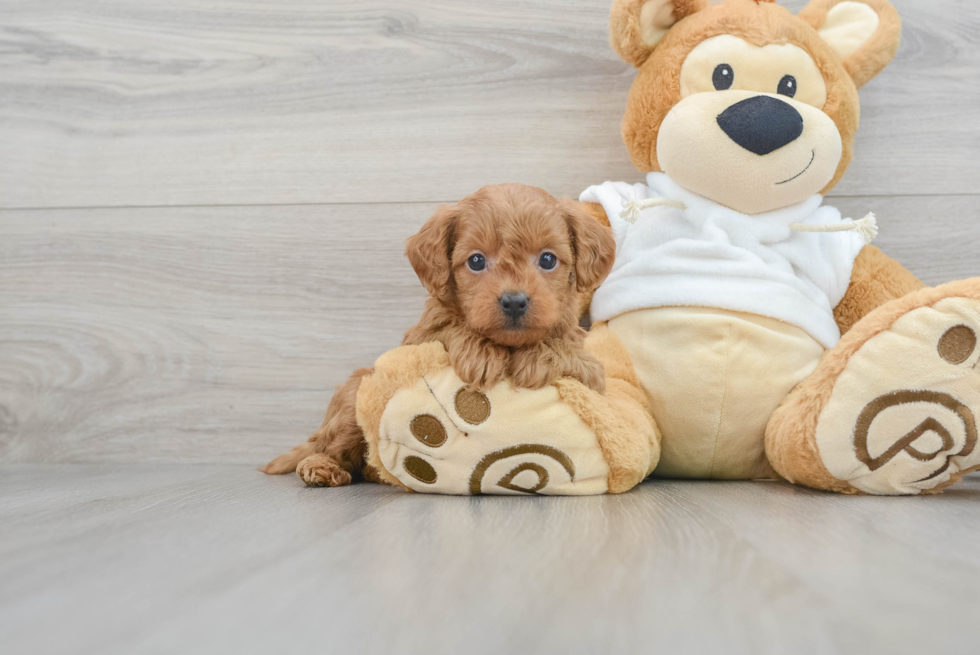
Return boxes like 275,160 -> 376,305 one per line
355,335 -> 657,495
765,278 -> 980,495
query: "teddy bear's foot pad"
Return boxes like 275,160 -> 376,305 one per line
815,282 -> 980,494
356,332 -> 659,495
374,368 -> 612,495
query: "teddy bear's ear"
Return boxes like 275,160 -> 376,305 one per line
610,0 -> 708,67
799,0 -> 901,88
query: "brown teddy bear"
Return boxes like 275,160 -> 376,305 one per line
578,0 -> 980,494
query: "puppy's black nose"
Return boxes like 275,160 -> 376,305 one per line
717,95 -> 803,155
499,291 -> 529,320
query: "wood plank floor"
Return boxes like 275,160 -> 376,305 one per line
1,465 -> 979,655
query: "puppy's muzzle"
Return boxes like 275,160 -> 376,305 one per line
499,291 -> 529,323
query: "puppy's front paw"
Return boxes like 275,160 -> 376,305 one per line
449,338 -> 510,390
511,342 -> 606,394
510,345 -> 560,390
297,454 -> 352,487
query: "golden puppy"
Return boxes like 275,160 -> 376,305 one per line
262,183 -> 615,487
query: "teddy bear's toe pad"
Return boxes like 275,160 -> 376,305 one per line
816,295 -> 980,494
374,368 -> 612,495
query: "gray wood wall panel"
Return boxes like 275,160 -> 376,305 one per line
1,0 -> 978,209
1,194 -> 976,464
0,203 -> 428,463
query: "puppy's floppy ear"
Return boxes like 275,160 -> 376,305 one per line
800,0 -> 901,88
405,204 -> 459,298
561,200 -> 616,293
610,0 -> 707,67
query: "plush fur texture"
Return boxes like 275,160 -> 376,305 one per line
262,184 -> 616,487
833,245 -> 926,335
766,278 -> 980,494
355,325 -> 660,494
589,0 -> 912,334
555,323 -> 660,492
610,0 -> 708,66
358,342 -> 452,492
583,0 -> 980,495
799,0 -> 902,89
616,0 -> 882,199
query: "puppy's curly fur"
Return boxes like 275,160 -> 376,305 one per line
262,184 -> 616,486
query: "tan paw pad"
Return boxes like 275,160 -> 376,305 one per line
374,368 -> 610,495
816,297 -> 980,494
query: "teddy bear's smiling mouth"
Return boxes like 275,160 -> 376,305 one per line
775,150 -> 816,185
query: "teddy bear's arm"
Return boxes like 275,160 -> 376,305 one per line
833,245 -> 926,335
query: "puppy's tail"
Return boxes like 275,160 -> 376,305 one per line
260,440 -> 316,475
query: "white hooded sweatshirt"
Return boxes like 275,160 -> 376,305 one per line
580,172 -> 871,349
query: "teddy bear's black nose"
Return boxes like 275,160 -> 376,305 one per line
717,95 -> 804,156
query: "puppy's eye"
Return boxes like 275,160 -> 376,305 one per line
538,252 -> 558,270
713,64 -> 734,91
777,75 -> 797,98
466,253 -> 486,272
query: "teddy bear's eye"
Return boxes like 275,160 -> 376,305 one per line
712,64 -> 734,90
777,75 -> 797,98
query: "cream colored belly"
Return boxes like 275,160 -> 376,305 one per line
608,307 -> 825,479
